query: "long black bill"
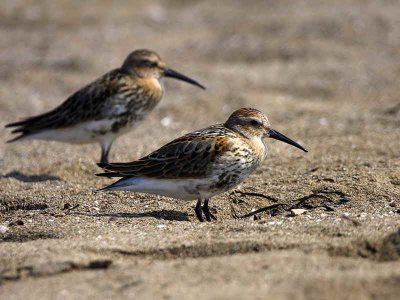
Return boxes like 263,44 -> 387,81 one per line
268,128 -> 308,152
164,68 -> 206,89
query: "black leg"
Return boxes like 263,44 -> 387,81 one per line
195,199 -> 204,222
203,199 -> 217,222
100,142 -> 113,164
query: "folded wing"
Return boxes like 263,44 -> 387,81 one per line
98,129 -> 231,180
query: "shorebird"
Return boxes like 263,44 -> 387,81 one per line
97,108 -> 307,222
5,49 -> 205,163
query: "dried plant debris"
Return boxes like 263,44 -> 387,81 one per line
231,187 -> 350,219
230,191 -> 280,203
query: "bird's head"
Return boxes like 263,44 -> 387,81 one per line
224,108 -> 308,152
121,49 -> 205,89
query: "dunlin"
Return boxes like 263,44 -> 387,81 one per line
5,49 -> 205,163
97,108 -> 307,222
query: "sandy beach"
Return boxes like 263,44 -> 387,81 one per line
0,1 -> 399,299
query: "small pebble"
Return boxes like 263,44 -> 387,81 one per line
160,117 -> 171,127
290,209 -> 307,216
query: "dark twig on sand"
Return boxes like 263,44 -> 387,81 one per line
231,187 -> 350,219
230,191 -> 280,203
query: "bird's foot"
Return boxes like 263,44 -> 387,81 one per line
195,199 -> 217,222
202,205 -> 217,222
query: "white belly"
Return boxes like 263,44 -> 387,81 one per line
24,120 -> 121,144
104,176 -> 220,200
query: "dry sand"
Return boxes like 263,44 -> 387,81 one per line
0,0 -> 399,299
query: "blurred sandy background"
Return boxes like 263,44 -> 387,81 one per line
0,1 -> 399,299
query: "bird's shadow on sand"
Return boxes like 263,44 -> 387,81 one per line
67,209 -> 190,222
1,171 -> 61,182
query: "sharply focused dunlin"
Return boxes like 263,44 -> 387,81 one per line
97,108 -> 307,222
5,49 -> 205,163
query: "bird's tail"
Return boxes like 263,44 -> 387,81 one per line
95,176 -> 134,192
6,134 -> 27,143
5,118 -> 41,143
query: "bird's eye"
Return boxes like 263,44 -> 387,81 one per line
250,119 -> 261,126
143,60 -> 157,68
